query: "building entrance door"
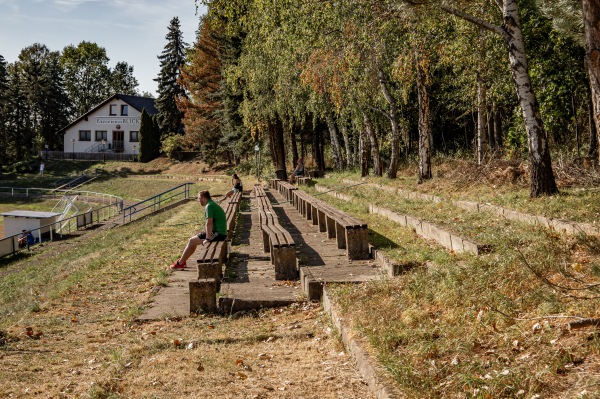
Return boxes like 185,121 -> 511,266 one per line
112,131 -> 124,152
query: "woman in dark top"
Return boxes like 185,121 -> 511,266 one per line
220,174 -> 243,203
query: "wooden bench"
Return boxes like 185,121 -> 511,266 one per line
276,181 -> 297,203
194,191 -> 242,293
254,185 -> 297,280
291,189 -> 370,260
269,178 -> 280,189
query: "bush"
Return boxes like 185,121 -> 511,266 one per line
160,134 -> 183,161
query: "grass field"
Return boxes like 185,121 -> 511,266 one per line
1,157 -> 598,398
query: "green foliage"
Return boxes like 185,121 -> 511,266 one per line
138,108 -> 160,162
160,133 -> 183,161
154,17 -> 187,137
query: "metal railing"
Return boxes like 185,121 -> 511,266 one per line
0,184 -> 192,258
121,183 -> 194,224
0,201 -> 121,259
39,150 -> 136,161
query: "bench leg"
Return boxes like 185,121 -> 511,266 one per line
262,229 -> 270,253
346,227 -> 370,260
335,222 -> 346,249
189,279 -> 217,314
317,209 -> 327,232
305,201 -> 312,220
273,246 -> 297,280
326,216 -> 336,239
311,204 -> 318,225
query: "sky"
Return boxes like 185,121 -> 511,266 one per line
0,0 -> 206,96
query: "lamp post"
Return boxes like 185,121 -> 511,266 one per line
101,139 -> 106,162
132,145 -> 137,162
71,138 -> 75,160
44,144 -> 49,160
254,143 -> 261,182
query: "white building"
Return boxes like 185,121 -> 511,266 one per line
62,94 -> 157,156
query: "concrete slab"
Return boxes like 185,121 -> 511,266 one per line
141,187 -> 384,319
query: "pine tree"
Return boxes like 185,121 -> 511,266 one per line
154,17 -> 187,137
0,55 -> 9,172
138,108 -> 154,162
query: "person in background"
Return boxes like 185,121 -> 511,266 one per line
170,190 -> 228,270
26,231 -> 35,250
289,157 -> 304,184
219,174 -> 243,204
18,230 -> 27,248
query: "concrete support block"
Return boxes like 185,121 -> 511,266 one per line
346,228 -> 370,260
450,234 -> 464,253
326,215 -> 336,239
189,279 -> 217,314
336,222 -> 346,249
311,204 -> 319,225
317,209 -> 327,232
462,240 -> 480,255
273,246 -> 297,280
197,262 -> 222,283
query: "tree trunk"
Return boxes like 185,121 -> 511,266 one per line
494,104 -> 503,149
503,0 -> 557,196
378,67 -> 402,178
271,120 -> 287,177
351,119 -> 358,167
488,104 -> 496,151
477,77 -> 487,165
291,124 -> 299,166
416,59 -> 432,182
359,122 -> 369,177
325,112 -> 343,170
583,0 -> 600,162
340,122 -> 352,169
589,92 -> 598,158
363,111 -> 381,176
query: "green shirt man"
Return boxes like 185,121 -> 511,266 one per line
169,190 -> 228,270
205,199 -> 227,236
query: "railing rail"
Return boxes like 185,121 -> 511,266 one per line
0,201 -> 120,259
121,183 -> 194,224
0,184 -> 192,259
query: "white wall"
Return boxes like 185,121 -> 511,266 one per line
63,98 -> 142,155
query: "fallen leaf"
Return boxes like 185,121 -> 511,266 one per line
197,364 -> 205,372
173,339 -> 181,346
237,372 -> 248,380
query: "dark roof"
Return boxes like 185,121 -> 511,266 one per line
58,93 -> 157,133
117,94 -> 158,114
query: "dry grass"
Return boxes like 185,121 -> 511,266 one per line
301,170 -> 600,398
0,177 -> 371,399
333,157 -> 600,223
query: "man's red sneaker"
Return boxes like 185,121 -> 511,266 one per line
170,260 -> 186,270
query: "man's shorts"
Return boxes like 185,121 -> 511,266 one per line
232,188 -> 240,193
198,231 -> 228,242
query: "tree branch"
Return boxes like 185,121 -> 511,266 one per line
365,104 -> 393,122
440,5 -> 509,40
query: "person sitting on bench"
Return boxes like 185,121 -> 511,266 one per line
26,231 -> 35,250
170,190 -> 228,270
219,174 -> 243,203
18,230 -> 27,248
289,157 -> 304,184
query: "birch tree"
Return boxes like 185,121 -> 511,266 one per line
440,0 -> 558,196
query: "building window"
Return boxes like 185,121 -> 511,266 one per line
110,104 -> 117,116
121,105 -> 128,116
79,130 -> 91,141
95,131 -> 107,141
129,131 -> 139,142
